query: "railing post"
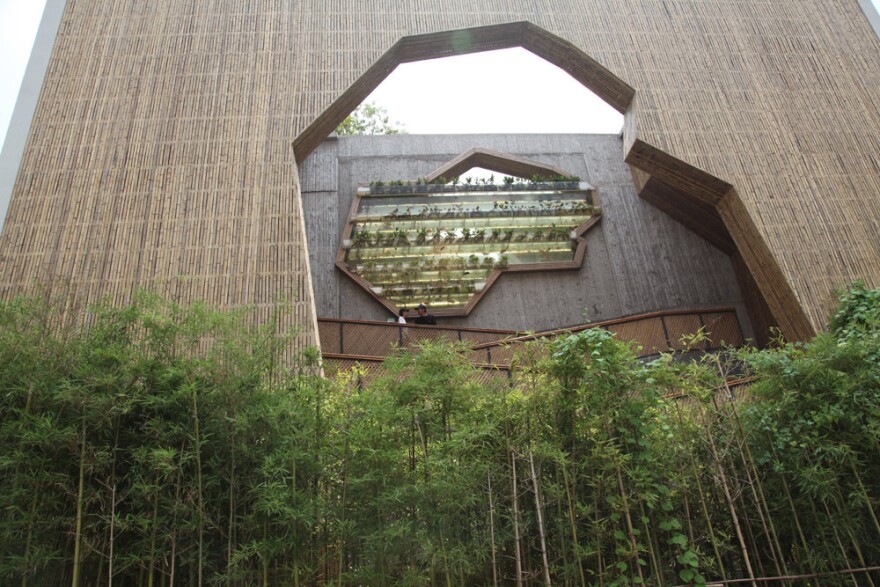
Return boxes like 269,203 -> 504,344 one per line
697,313 -> 707,349
339,321 -> 345,354
660,316 -> 671,349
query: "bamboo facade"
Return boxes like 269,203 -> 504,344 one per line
1,0 -> 879,349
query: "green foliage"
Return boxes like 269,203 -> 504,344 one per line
335,101 -> 406,136
0,292 -> 323,586
829,280 -> 880,341
2,285 -> 880,585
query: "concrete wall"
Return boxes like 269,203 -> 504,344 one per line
301,133 -> 752,335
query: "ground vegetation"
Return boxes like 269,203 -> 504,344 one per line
1,286 -> 879,585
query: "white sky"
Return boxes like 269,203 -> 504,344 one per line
2,1 -> 880,149
364,47 -> 622,134
0,0 -> 47,149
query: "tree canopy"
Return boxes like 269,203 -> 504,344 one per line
335,101 -> 406,136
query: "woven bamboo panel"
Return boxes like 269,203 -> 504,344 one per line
459,329 -> 518,346
607,318 -> 668,356
663,314 -> 707,351
3,0 -> 879,349
702,311 -> 746,349
317,321 -> 343,354
471,343 -> 515,367
0,0 -> 319,355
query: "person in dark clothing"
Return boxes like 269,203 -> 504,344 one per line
414,303 -> 437,325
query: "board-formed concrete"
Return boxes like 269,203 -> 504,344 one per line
301,133 -> 751,335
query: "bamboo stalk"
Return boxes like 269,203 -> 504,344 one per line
716,364 -> 791,582
831,494 -> 877,587
107,483 -> 116,587
510,447 -> 524,587
638,499 -> 665,585
561,465 -> 587,586
71,415 -> 87,587
614,463 -> 645,585
594,488 -> 606,587
487,469 -> 499,587
227,436 -> 235,587
819,500 -> 860,587
849,462 -> 880,540
191,387 -> 204,587
697,401 -> 757,587
528,449 -> 552,587
674,402 -> 727,579
21,493 -> 38,587
147,491 -> 158,587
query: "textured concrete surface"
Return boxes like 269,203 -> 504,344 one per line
301,134 -> 751,335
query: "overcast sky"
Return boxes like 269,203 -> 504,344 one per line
2,1 -> 879,148
0,0 -> 46,149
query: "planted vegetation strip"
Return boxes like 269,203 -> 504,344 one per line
1,286 -> 880,585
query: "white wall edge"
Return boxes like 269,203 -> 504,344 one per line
0,0 -> 67,238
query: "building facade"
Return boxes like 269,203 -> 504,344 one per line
2,0 -> 880,354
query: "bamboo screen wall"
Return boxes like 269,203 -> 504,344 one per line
0,0 -> 319,351
1,0 -> 879,351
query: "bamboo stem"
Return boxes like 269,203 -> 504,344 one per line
831,494 -> 876,587
107,483 -> 116,587
716,367 -> 790,582
615,463 -> 645,585
698,401 -> 757,587
487,469 -> 499,587
529,449 -> 552,587
21,493 -> 38,587
71,415 -> 87,587
510,447 -> 524,587
227,436 -> 235,587
673,402 -> 727,580
192,387 -> 204,587
850,462 -> 880,539
820,500 -> 860,587
561,465 -> 587,586
147,487 -> 159,587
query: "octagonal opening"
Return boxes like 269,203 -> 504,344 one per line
293,21 -> 635,163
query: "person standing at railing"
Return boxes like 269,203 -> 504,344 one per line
414,304 -> 437,325
397,308 -> 410,324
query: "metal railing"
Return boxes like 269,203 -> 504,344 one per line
317,318 -> 521,359
319,307 -> 744,373
468,308 -> 744,366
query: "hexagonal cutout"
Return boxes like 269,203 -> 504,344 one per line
336,151 -> 601,316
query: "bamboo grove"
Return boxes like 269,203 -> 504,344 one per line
1,286 -> 879,586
